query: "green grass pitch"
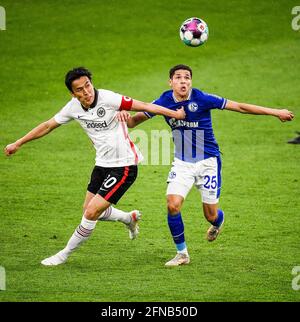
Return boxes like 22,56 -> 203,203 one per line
0,0 -> 300,302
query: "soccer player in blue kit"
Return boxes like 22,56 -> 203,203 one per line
125,64 -> 294,267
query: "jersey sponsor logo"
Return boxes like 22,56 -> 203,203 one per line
169,118 -> 199,128
188,102 -> 198,112
85,120 -> 108,130
97,107 -> 106,118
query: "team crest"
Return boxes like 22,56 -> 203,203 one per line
97,107 -> 106,118
188,102 -> 198,112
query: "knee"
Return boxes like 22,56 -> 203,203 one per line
85,205 -> 100,221
167,201 -> 182,215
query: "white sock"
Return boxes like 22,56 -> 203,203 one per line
98,206 -> 130,224
62,215 -> 97,258
178,248 -> 189,255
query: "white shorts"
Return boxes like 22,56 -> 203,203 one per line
166,157 -> 222,204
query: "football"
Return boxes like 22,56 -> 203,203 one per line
179,17 -> 209,47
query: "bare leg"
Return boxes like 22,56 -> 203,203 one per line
41,194 -> 110,266
203,203 -> 224,242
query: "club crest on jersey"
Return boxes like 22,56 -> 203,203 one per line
169,171 -> 176,179
188,102 -> 198,112
97,107 -> 106,118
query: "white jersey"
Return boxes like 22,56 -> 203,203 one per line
54,89 -> 143,167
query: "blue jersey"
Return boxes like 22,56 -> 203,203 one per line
145,88 -> 227,163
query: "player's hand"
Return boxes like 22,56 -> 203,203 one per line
277,109 -> 294,122
175,107 -> 186,120
4,142 -> 20,156
115,110 -> 131,122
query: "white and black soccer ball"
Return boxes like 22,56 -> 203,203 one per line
179,17 -> 209,47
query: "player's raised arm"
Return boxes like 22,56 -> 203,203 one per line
225,100 -> 294,122
131,99 -> 185,120
4,118 -> 60,156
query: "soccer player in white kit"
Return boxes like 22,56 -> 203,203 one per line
4,67 -> 185,266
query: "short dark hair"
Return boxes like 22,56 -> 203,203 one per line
169,64 -> 192,79
65,67 -> 92,92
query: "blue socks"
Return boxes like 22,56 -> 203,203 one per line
167,209 -> 224,252
167,212 -> 186,251
211,209 -> 224,227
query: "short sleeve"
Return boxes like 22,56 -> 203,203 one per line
99,89 -> 133,111
201,92 -> 227,110
54,100 -> 74,124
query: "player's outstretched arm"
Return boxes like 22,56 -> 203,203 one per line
127,112 -> 149,128
131,99 -> 185,120
4,118 -> 60,156
225,100 -> 294,122
115,111 -> 149,128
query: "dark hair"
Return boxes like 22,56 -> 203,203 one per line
169,64 -> 192,79
65,67 -> 92,92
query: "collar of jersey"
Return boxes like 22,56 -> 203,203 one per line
81,88 -> 99,111
172,89 -> 192,103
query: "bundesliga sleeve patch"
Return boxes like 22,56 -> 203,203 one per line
120,96 -> 133,110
